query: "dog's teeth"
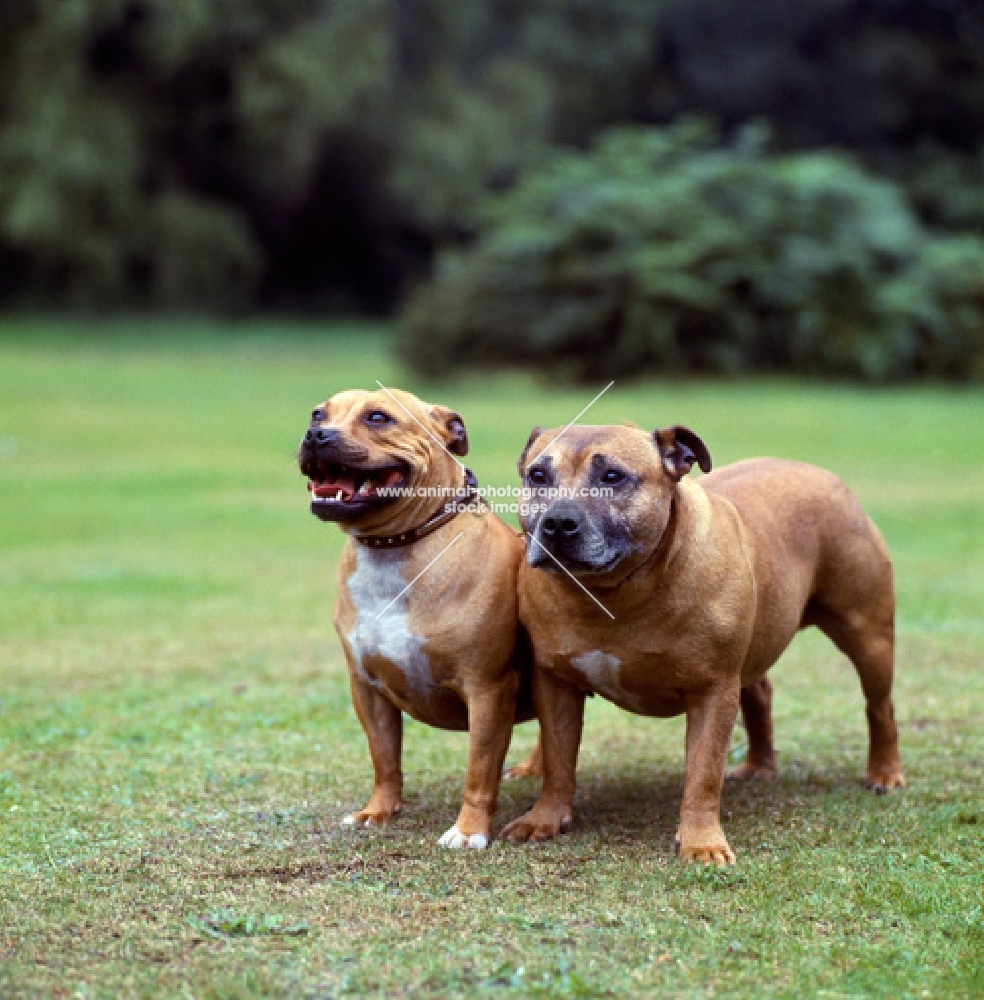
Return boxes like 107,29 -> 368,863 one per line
358,482 -> 373,495
335,490 -> 344,501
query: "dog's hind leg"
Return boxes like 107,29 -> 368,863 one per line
727,677 -> 777,781
820,609 -> 905,792
803,508 -> 904,792
810,586 -> 905,793
504,734 -> 543,780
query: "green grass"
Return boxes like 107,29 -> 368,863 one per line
1,318 -> 982,999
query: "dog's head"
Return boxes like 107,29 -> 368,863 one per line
297,388 -> 468,531
516,423 -> 711,583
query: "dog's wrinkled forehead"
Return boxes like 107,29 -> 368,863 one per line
309,387 -> 470,466
316,387 -> 429,428
522,424 -> 658,479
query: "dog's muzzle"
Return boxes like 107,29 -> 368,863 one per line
298,429 -> 407,520
529,501 -> 585,567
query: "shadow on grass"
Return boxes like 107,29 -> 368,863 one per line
212,757 -> 897,885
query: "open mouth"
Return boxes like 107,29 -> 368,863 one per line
304,461 -> 408,520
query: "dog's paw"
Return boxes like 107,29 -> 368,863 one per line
500,806 -> 570,843
865,769 -> 905,794
438,825 -> 488,850
677,827 -> 736,866
680,843 -> 736,866
341,806 -> 399,829
679,838 -> 736,866
726,761 -> 776,781
503,761 -> 541,781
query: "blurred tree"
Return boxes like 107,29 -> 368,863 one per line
647,0 -> 984,235
649,0 -> 984,151
494,0 -> 664,144
0,0 -> 981,322
0,0 -> 279,308
0,0 -> 666,309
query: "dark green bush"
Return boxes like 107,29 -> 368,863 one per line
400,122 -> 984,381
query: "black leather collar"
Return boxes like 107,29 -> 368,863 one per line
353,468 -> 481,549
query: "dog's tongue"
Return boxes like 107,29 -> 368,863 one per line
307,468 -> 404,500
308,470 -> 358,500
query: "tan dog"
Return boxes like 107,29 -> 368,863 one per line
297,388 -> 538,849
501,423 -> 905,863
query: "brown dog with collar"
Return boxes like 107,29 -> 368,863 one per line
501,423 -> 905,863
297,388 -> 539,849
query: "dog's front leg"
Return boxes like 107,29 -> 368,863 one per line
677,680 -> 741,865
501,667 -> 585,843
343,671 -> 403,828
438,677 -> 518,850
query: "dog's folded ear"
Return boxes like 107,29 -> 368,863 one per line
432,406 -> 469,456
654,425 -> 712,481
517,426 -> 543,474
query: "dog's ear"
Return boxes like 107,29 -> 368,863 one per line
653,425 -> 712,481
517,426 -> 543,474
432,406 -> 469,456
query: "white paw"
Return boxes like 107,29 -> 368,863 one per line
341,813 -> 372,829
437,824 -> 488,850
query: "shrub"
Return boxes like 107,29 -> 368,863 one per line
400,122 -> 984,380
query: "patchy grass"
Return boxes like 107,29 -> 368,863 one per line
0,318 -> 982,998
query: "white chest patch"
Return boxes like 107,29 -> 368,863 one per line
345,546 -> 432,696
570,650 -> 643,712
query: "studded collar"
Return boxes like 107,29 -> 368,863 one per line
353,468 -> 481,549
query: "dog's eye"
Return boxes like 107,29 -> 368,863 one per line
311,408 -> 325,422
602,469 -> 625,484
528,468 -> 547,484
365,410 -> 393,426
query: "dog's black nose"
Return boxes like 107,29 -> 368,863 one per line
305,427 -> 339,448
541,502 -> 582,541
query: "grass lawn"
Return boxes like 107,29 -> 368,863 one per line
1,318 -> 982,999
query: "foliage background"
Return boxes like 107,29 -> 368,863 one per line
1,0 -> 983,376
